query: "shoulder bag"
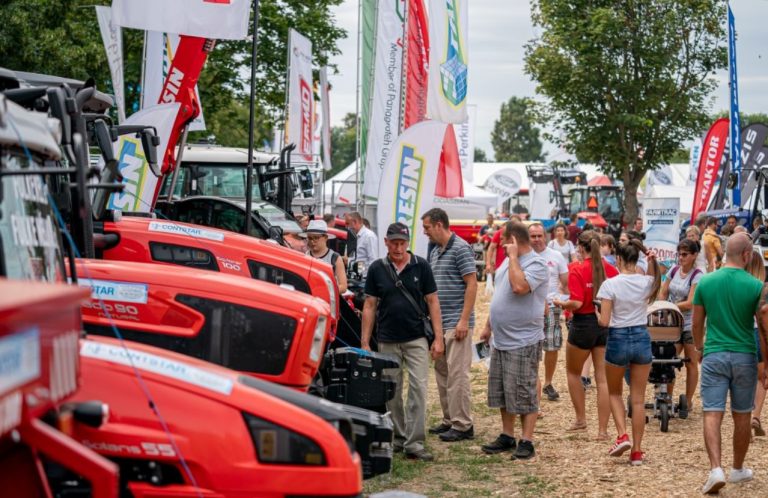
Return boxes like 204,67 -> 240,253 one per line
384,257 -> 435,345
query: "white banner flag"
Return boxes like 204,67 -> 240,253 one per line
642,197 -> 681,267
319,67 -> 332,171
285,29 -> 314,164
427,0 -> 468,124
363,0 -> 406,199
95,6 -> 125,123
142,31 -> 205,130
377,120 -> 447,257
111,0 -> 249,40
453,103 -> 476,181
108,103 -> 181,213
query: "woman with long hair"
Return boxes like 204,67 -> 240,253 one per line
659,239 -> 703,408
549,223 -> 577,263
747,250 -> 768,437
597,240 -> 661,465
553,230 -> 619,438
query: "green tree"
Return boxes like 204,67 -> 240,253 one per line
474,147 -> 489,163
329,112 -> 356,177
491,96 -> 546,162
713,111 -> 768,128
525,0 -> 727,224
0,0 -> 346,148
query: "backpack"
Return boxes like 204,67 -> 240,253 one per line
669,265 -> 702,292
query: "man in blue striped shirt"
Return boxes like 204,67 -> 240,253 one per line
422,208 -> 478,442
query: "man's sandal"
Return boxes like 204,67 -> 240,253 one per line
752,417 -> 766,437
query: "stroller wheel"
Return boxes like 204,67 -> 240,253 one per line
660,402 -> 670,432
678,394 -> 688,419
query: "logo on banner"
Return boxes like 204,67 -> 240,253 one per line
109,138 -> 148,212
394,144 -> 426,250
440,0 -> 467,107
300,78 -> 313,161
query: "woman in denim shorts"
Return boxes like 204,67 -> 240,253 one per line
596,240 -> 660,466
748,251 -> 768,436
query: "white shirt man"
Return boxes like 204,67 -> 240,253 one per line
352,224 -> 379,276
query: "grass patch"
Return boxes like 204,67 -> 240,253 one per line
518,474 -> 557,497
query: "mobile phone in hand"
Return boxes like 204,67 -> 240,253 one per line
593,299 -> 602,311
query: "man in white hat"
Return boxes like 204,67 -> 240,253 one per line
302,219 -> 348,293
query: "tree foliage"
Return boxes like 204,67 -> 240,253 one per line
474,147 -> 489,163
525,0 -> 727,223
0,0 -> 346,147
329,112 -> 357,178
491,96 -> 546,162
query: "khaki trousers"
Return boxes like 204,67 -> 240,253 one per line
434,328 -> 474,431
379,337 -> 430,453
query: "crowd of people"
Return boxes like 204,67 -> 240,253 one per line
296,207 -> 768,493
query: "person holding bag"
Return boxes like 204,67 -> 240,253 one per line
361,222 -> 444,461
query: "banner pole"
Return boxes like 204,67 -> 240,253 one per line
354,0 -> 362,212
245,0 -> 261,235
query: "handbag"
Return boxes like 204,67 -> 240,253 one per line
384,258 -> 435,344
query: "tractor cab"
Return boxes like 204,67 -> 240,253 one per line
569,185 -> 624,228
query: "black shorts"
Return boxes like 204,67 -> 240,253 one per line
567,313 -> 608,350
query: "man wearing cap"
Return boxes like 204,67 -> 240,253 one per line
361,222 -> 444,461
303,219 -> 348,293
422,208 -> 478,442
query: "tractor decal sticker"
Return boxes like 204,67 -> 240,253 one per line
148,221 -> 226,242
79,279 -> 149,304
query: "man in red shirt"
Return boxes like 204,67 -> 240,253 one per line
567,214 -> 581,244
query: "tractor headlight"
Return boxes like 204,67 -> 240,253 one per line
309,315 -> 327,363
318,271 -> 337,319
243,413 -> 326,466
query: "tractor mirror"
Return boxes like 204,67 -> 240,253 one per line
140,129 -> 161,177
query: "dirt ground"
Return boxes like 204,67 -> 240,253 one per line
364,291 -> 768,497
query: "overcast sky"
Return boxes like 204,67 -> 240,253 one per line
326,0 -> 768,160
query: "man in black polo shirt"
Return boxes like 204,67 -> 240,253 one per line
361,222 -> 445,461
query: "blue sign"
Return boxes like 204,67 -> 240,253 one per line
728,4 -> 742,206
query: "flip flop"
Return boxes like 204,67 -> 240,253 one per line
753,417 -> 766,437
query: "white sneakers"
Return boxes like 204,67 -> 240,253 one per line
728,467 -> 753,483
702,467 -> 726,495
702,467 -> 753,494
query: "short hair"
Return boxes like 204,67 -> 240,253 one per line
727,215 -> 738,222
421,208 -> 450,228
348,211 -> 363,222
502,221 -> 530,244
706,216 -> 718,227
734,225 -> 748,234
528,222 -> 545,235
695,214 -> 707,227
570,213 -> 578,221
323,213 -> 335,225
686,225 -> 701,237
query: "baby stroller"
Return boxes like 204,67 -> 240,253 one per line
628,301 -> 688,432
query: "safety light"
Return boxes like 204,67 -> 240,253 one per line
243,413 -> 326,466
309,315 -> 327,362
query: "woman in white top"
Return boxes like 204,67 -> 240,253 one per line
303,220 -> 348,293
548,223 -> 576,262
685,226 -> 708,272
596,239 -> 660,466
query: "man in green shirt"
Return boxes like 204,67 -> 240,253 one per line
693,233 -> 768,494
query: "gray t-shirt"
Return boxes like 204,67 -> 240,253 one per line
665,265 -> 703,331
490,250 -> 549,350
429,234 -> 476,329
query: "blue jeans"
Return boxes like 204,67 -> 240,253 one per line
605,326 -> 652,368
700,352 -> 758,413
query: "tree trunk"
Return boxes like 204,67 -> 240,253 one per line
623,176 -> 641,227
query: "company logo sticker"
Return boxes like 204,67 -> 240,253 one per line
0,328 -> 40,397
148,221 -> 225,242
81,341 -> 234,395
393,144 -> 425,251
79,279 -> 149,304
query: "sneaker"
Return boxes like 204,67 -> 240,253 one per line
630,451 -> 644,466
428,422 -> 451,435
511,439 -> 535,460
702,467 -> 726,494
609,434 -> 631,457
481,433 -> 516,454
543,384 -> 560,401
439,426 -> 474,442
729,467 -> 753,484
404,448 -> 434,462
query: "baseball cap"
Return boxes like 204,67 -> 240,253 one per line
386,222 -> 410,241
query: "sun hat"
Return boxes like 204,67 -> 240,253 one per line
301,219 -> 336,239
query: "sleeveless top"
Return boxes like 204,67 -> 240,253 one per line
308,248 -> 340,267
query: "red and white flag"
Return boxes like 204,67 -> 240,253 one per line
285,29 -> 314,164
111,0 -> 250,40
691,118 -> 729,221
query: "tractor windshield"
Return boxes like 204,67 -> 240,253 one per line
161,163 -> 262,200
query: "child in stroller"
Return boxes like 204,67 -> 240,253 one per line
632,301 -> 688,432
